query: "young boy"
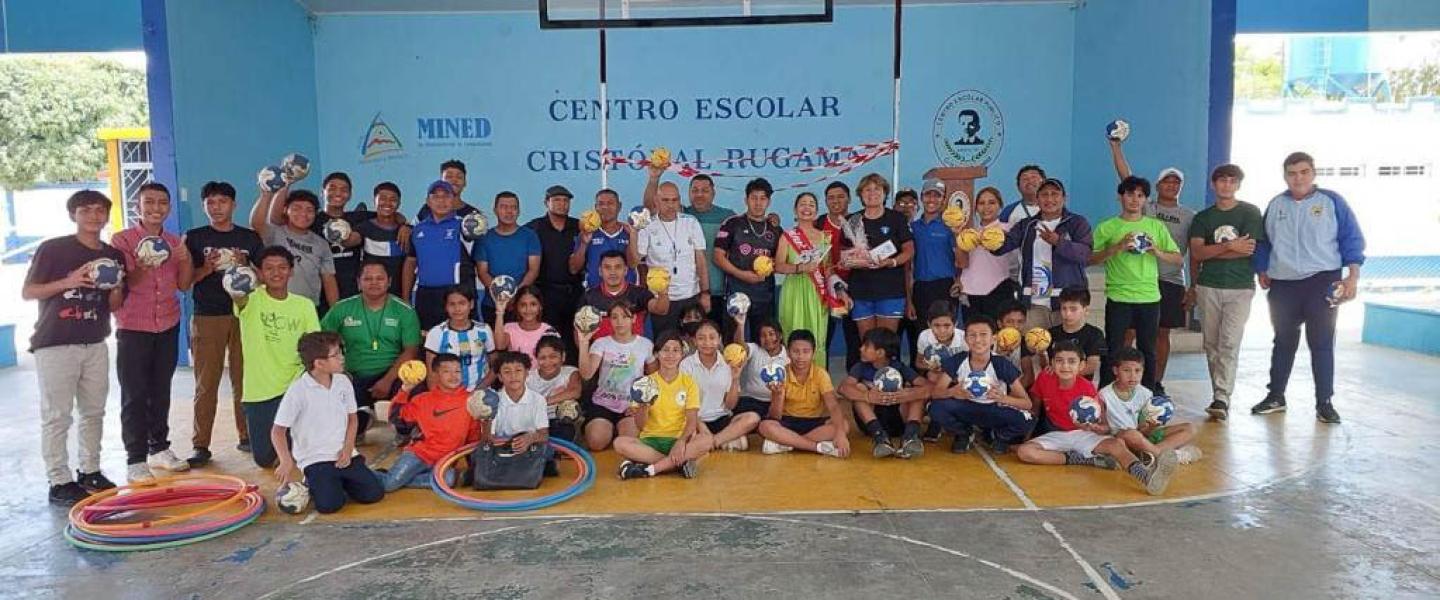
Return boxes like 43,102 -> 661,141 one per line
1101,348 -> 1202,465
839,328 -> 934,459
615,331 -> 712,479
272,332 -> 383,514
526,337 -> 582,442
378,353 -> 480,492
488,352 -> 553,473
250,185 -> 339,307
929,315 -> 1034,454
1016,341 -> 1177,495
756,330 -> 849,457
424,286 -> 496,392
236,246 -> 322,469
582,250 -> 670,338
730,314 -> 789,418
1036,288 -> 1107,381
917,301 -> 967,442
995,301 -> 1035,387
24,190 -> 126,506
578,301 -> 655,451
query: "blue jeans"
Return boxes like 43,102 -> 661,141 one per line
376,450 -> 434,492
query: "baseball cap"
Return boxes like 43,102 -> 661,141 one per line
1037,178 -> 1066,195
427,180 -> 455,196
921,178 -> 945,195
1157,167 -> 1185,183
545,185 -> 574,199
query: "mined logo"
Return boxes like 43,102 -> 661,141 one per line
361,112 -> 404,162
932,90 -> 1004,167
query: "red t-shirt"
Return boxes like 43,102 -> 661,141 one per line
393,387 -> 481,465
1028,370 -> 1099,432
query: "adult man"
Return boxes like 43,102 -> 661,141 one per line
321,259 -> 421,437
714,178 -> 780,340
250,184 -> 339,308
312,172 -> 371,302
637,182 -> 709,334
645,167 -> 733,327
418,159 -> 481,221
475,191 -> 541,324
1252,152 -> 1365,424
1187,164 -> 1263,421
989,178 -> 1092,330
184,181 -> 264,466
820,181 -> 861,368
528,185 -> 583,359
570,188 -> 638,290
355,181 -> 411,297
402,180 -> 472,330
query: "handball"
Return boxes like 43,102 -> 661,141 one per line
753,255 -> 774,278
1106,119 -> 1131,142
1024,327 -> 1052,353
872,367 -> 903,393
88,258 -> 124,290
279,153 -> 310,183
257,165 -> 286,193
995,327 -> 1021,353
323,219 -> 352,245
722,343 -> 748,368
398,360 -> 428,386
221,265 -> 258,297
136,236 -> 171,268
1069,396 -> 1102,425
645,268 -> 670,294
574,305 -> 603,335
579,210 -> 601,233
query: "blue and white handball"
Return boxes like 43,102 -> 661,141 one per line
461,211 -> 489,240
1106,119 -> 1131,142
88,258 -> 124,290
873,367 -> 903,393
257,165 -> 286,193
920,344 -> 944,370
275,481 -> 310,515
628,207 -> 652,230
760,362 -> 786,386
1128,232 -> 1153,254
963,371 -> 992,400
136,236 -> 171,268
1325,281 -> 1346,308
222,265 -> 258,297
468,388 -> 501,419
490,274 -> 517,305
280,153 -> 310,183
630,376 -> 660,406
1069,396 -> 1102,425
727,292 -> 751,317
323,218 -> 352,245
1141,394 -> 1175,426
1213,225 -> 1239,244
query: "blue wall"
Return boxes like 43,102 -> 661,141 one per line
0,0 -> 141,53
1236,0 -> 1440,32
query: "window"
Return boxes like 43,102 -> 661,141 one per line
1404,165 -> 1427,176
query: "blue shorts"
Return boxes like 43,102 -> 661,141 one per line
779,416 -> 829,435
851,297 -> 905,320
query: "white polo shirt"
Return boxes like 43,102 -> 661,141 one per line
492,387 -> 550,438
681,352 -> 735,422
527,365 -> 578,419
739,343 -> 789,400
273,372 -> 357,470
636,213 -> 707,299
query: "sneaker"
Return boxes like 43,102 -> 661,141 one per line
816,440 -> 843,458
76,470 -> 116,492
761,440 -> 793,455
1206,400 -> 1229,421
950,432 -> 973,454
1092,455 -> 1120,470
1316,402 -> 1342,424
187,448 -> 213,468
1137,450 -> 1156,470
236,440 -> 252,453
618,460 -> 651,480
1251,394 -> 1287,415
921,421 -> 942,443
897,433 -> 924,459
680,460 -> 699,479
1176,445 -> 1204,465
48,482 -> 90,507
722,436 -> 749,452
871,433 -> 896,459
543,460 -> 560,477
127,463 -> 156,485
1144,449 -> 1179,496
990,438 -> 1011,455
147,448 -> 191,472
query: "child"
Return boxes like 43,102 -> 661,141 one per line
1036,288 -> 1107,381
676,303 -> 707,355
487,351 -> 553,473
24,190 -> 126,505
615,332 -> 712,479
494,285 -> 560,363
995,301 -> 1035,387
1016,341 -> 1177,495
1101,348 -> 1202,465
757,329 -> 850,457
682,320 -> 759,451
839,328 -> 934,459
917,301 -> 967,442
578,301 -> 655,451
272,332 -> 383,514
730,314 -> 790,418
583,250 -> 670,338
928,315 -> 1034,454
526,337 -> 582,442
378,353 -> 480,492
424,286 -> 496,391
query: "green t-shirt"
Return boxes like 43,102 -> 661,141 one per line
320,295 -> 422,377
683,203 -> 735,296
1187,200 -> 1265,290
235,290 -> 321,402
1092,216 -> 1179,303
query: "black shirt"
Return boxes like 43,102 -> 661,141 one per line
26,235 -> 126,351
356,218 -> 409,297
185,225 -> 265,316
842,208 -> 913,301
527,215 -> 582,289
713,215 -> 779,302
313,209 -> 374,300
1047,323 -> 1108,364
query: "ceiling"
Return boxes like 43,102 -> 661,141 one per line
295,0 -> 1072,15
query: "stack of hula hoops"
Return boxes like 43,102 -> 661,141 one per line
66,474 -> 265,552
431,438 -> 596,511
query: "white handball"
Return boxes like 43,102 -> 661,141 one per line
279,153 -> 310,183
461,211 -> 489,240
1213,225 -> 1239,244
574,305 -> 603,335
276,482 -> 310,515
136,236 -> 171,268
727,292 -> 751,317
1106,119 -> 1131,142
323,219 -> 352,245
490,275 -> 518,305
222,265 -> 259,297
873,367 -> 903,393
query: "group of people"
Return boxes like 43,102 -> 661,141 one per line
28,139 -> 1364,509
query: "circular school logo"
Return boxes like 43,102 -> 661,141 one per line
933,90 -> 1005,167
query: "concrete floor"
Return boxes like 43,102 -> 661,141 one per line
1,296 -> 1438,599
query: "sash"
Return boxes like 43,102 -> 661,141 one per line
785,227 -> 841,309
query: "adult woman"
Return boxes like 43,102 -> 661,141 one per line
840,173 -> 914,338
957,187 -> 1020,319
776,192 -> 834,368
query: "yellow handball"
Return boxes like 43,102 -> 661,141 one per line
957,228 -> 981,252
995,327 -> 1022,352
398,360 -> 428,385
942,205 -> 968,229
580,210 -> 601,233
753,255 -> 775,278
646,268 -> 671,294
649,146 -> 672,168
980,226 -> 1006,251
723,343 -> 749,368
1024,327 -> 1053,353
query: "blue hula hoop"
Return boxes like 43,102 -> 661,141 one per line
431,437 -> 596,512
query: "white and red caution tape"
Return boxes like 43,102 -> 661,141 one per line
603,140 -> 899,191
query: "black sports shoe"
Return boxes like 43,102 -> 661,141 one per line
870,432 -> 896,458
236,440 -> 252,453
1206,400 -> 1229,422
1251,394 -> 1287,415
1316,402 -> 1342,424
187,448 -> 213,468
990,437 -> 1011,455
618,460 -> 650,480
921,421 -> 943,443
897,432 -> 924,459
950,432 -> 973,454
543,460 -> 560,477
49,482 -> 90,506
76,470 -> 116,493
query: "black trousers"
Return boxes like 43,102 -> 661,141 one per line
539,282 -> 581,366
304,456 -> 384,514
118,327 -> 180,464
1101,299 -> 1160,390
965,279 -> 1020,321
414,285 -> 455,332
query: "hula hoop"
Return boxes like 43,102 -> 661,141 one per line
63,510 -> 261,553
431,438 -> 596,512
66,474 -> 266,552
68,474 -> 254,532
67,495 -> 264,545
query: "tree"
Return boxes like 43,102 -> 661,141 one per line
0,57 -> 148,190
1389,63 -> 1440,102
1234,43 -> 1284,100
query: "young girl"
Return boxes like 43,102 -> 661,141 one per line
676,303 -> 706,356
614,331 -> 712,479
956,187 -> 1019,320
682,321 -> 758,451
577,301 -> 655,451
423,286 -> 496,392
776,192 -> 834,368
494,285 -> 560,363
757,330 -> 850,457
526,336 -> 582,442
730,313 -> 790,419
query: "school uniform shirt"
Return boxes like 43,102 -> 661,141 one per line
236,290 -> 321,401
392,386 -> 480,465
739,343 -> 789,399
492,388 -> 550,439
1145,201 -> 1195,287
577,226 -> 635,289
639,372 -> 701,439
1090,216 -> 1180,304
842,208 -> 914,301
939,352 -> 1022,399
424,322 -> 495,391
684,204 -> 736,297
1046,323 -> 1107,370
1028,370 -> 1100,432
589,336 -> 654,414
274,372 -> 357,470
25,235 -> 126,351
916,329 -> 966,364
408,214 -> 469,288
473,225 -> 542,305
637,214 -> 707,299
184,225 -> 264,316
313,209 -> 373,299
582,283 -> 654,338
910,214 -> 957,283
356,219 -> 408,297
264,225 -> 336,305
713,215 -> 779,302
504,322 -> 561,362
112,226 -> 186,333
320,295 -> 422,378
527,365 -> 579,419
681,353 -> 734,422
781,365 -> 834,419
1100,383 -> 1153,432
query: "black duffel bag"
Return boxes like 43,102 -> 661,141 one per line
470,441 -> 546,490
